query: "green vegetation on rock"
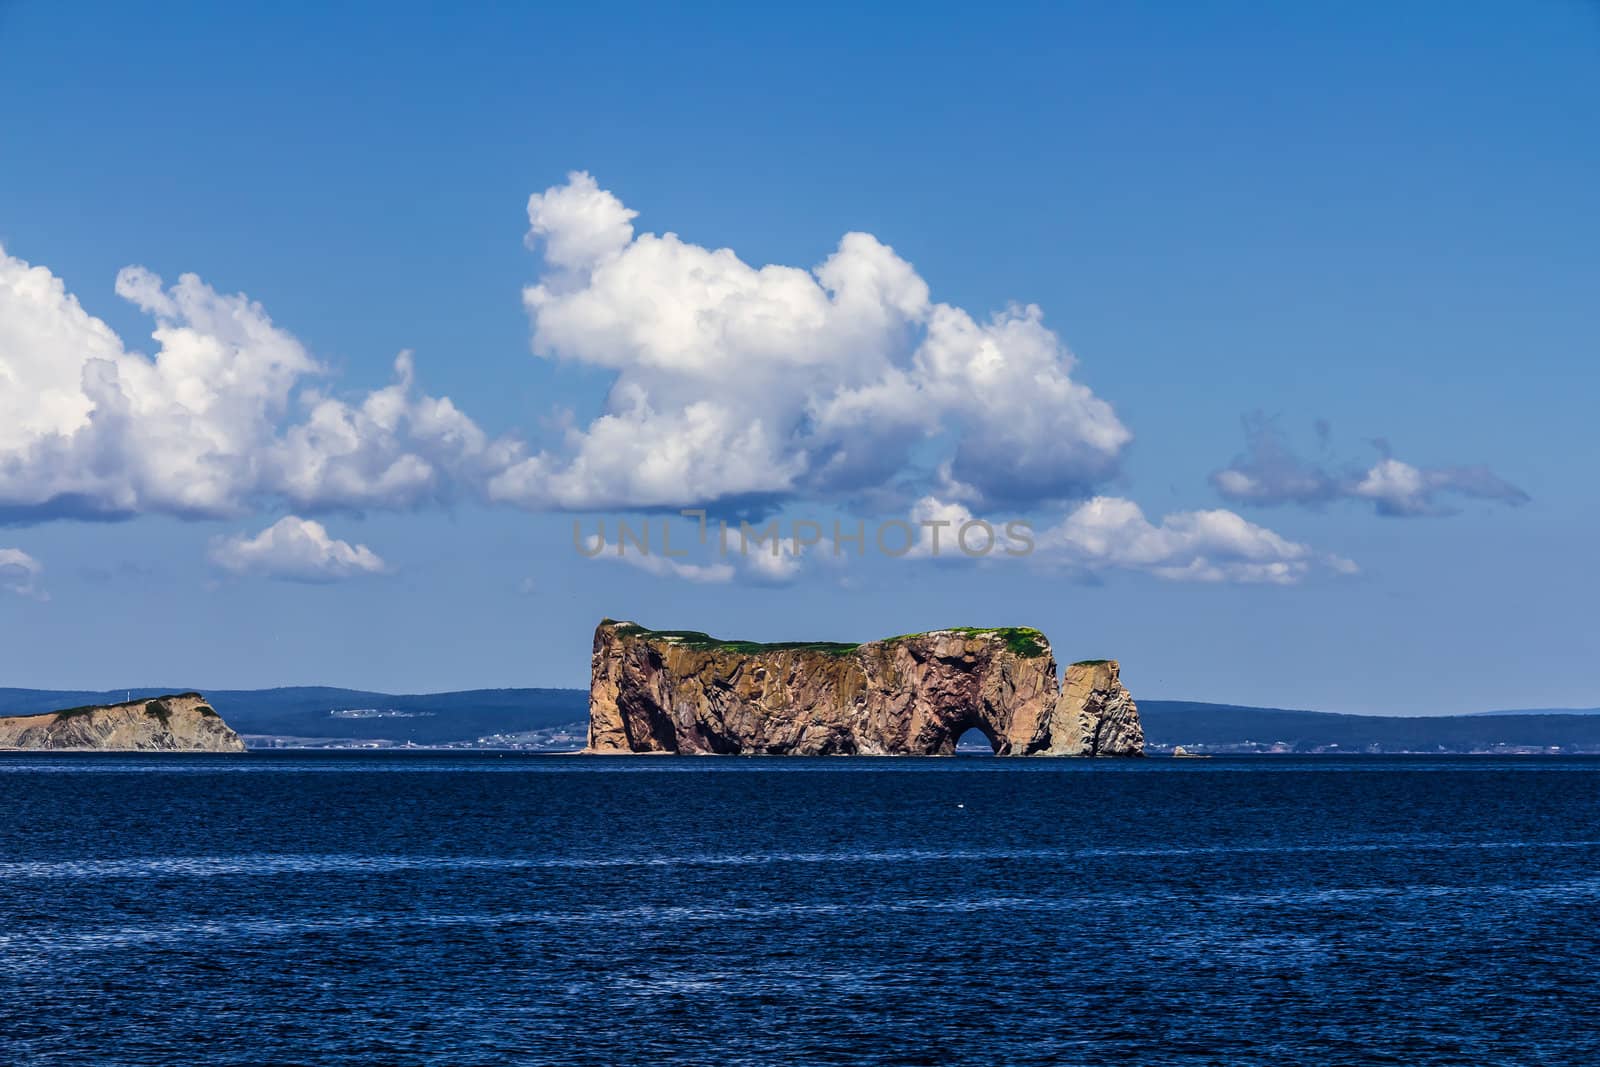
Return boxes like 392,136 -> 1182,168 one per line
874,627 -> 1048,657
1072,659 -> 1113,667
611,623 -> 860,657
943,627 -> 1049,658
52,705 -> 102,721
607,621 -> 1049,658
46,691 -> 206,723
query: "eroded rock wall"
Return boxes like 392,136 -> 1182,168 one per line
587,620 -> 1143,757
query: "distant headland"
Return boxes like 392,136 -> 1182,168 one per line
0,693 -> 245,752
585,619 -> 1145,756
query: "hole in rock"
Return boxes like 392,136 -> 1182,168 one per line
954,727 -> 998,755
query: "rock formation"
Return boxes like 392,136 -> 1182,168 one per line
1051,659 -> 1146,757
0,693 -> 246,752
587,620 -> 1144,756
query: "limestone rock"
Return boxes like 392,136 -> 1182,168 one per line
0,693 -> 246,752
587,620 -> 1144,757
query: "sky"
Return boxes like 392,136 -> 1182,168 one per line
0,1 -> 1595,712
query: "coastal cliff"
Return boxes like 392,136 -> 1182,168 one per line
0,693 -> 246,752
587,620 -> 1143,756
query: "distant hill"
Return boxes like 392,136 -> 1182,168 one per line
1140,700 -> 1600,753
6,688 -> 1599,753
1467,707 -> 1600,716
0,687 -> 588,746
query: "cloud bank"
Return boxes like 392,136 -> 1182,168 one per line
0,176 -> 1430,587
1212,416 -> 1530,518
0,246 -> 515,523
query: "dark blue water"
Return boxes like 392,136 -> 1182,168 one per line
2,754 -> 1598,1065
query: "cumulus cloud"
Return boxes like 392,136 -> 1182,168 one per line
269,351 -> 520,513
209,516 -> 388,583
489,171 -> 1131,513
910,495 -> 1356,584
0,245 -> 515,523
0,547 -> 44,598
1212,416 -> 1529,518
0,190 -> 1358,590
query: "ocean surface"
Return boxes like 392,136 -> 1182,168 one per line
2,754 -> 1597,1066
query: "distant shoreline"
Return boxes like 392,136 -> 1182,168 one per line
5,685 -> 1600,755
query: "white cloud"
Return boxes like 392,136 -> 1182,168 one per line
905,495 -> 987,558
209,516 -> 389,583
1348,456 -> 1528,518
576,520 -> 819,586
490,171 -> 1131,513
585,495 -> 1350,586
1212,416 -> 1529,518
0,245 -> 516,523
909,495 -> 1355,584
580,532 -> 735,584
0,188 -> 1376,591
0,548 -> 44,598
1039,496 -> 1356,584
526,170 -> 641,272
268,351 -> 520,513
741,539 -> 807,585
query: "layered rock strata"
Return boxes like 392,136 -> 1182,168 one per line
0,693 -> 246,752
587,620 -> 1143,756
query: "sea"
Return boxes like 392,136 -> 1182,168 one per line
2,753 -> 1597,1066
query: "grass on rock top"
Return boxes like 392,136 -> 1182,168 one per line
945,627 -> 1049,658
607,621 -> 1050,659
47,692 -> 205,723
609,623 -> 860,657
51,705 -> 101,721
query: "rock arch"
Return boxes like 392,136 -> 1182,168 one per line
587,620 -> 1145,757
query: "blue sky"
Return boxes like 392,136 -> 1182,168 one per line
0,1 -> 1595,712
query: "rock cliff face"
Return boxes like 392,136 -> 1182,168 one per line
587,620 -> 1143,757
0,693 -> 246,752
1049,659 -> 1146,757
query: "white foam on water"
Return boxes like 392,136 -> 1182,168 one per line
2,837 -> 1595,883
6,875 -> 1600,961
